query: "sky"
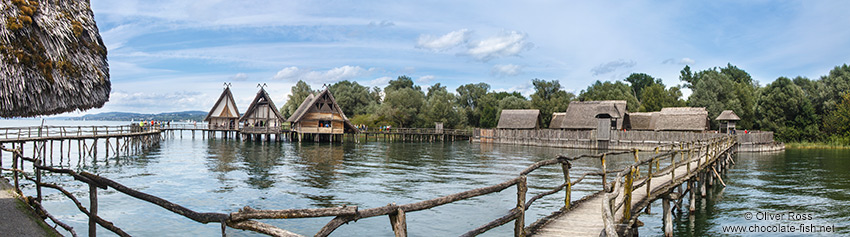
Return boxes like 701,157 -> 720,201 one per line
69,0 -> 850,115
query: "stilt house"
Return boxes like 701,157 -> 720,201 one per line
239,88 -> 285,130
715,110 -> 741,134
654,107 -> 709,132
287,88 -> 356,138
204,87 -> 240,130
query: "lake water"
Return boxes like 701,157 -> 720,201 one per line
1,120 -> 848,236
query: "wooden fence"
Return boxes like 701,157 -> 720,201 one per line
0,130 -> 734,236
0,125 -> 154,142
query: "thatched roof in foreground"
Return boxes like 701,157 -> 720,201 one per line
655,107 -> 709,131
715,110 -> 741,121
549,112 -> 566,129
497,109 -> 540,129
1,0 -> 110,118
625,112 -> 658,131
560,101 -> 627,129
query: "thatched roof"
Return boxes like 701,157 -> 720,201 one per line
239,88 -> 285,122
549,112 -> 566,129
286,88 -> 356,132
625,112 -> 658,131
1,0 -> 110,118
560,101 -> 627,129
655,107 -> 709,131
497,109 -> 540,129
204,87 -> 240,121
715,110 -> 741,121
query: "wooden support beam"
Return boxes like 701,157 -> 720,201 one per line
388,206 -> 407,237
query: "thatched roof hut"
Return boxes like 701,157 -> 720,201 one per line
655,107 -> 709,131
559,101 -> 627,130
497,109 -> 541,129
715,110 -> 741,121
1,0 -> 110,118
549,112 -> 566,129
625,112 -> 658,131
287,88 -> 356,134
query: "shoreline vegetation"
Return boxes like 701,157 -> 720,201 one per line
786,142 -> 850,149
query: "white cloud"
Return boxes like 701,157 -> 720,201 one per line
416,29 -> 470,51
272,65 -> 374,83
109,91 -> 206,111
416,75 -> 436,84
368,76 -> 393,87
466,31 -> 532,62
662,57 -> 695,65
591,59 -> 637,76
230,73 -> 248,81
491,64 -> 523,77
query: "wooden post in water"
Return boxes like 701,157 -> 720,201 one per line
89,183 -> 97,237
561,161 -> 571,209
601,154 -> 608,192
689,178 -> 696,212
515,175 -> 527,237
623,166 -> 634,221
662,193 -> 678,237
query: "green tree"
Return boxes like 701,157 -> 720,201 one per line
386,75 -> 420,92
498,95 -> 531,110
281,80 -> 314,118
818,64 -> 850,115
624,73 -> 660,101
823,93 -> 850,145
328,80 -> 375,115
456,83 -> 491,127
531,79 -> 575,127
638,84 -> 685,112
577,80 -> 639,112
755,77 -> 820,142
685,64 -> 758,129
680,65 -> 695,89
477,94 -> 499,128
421,83 -> 462,128
379,88 -> 425,127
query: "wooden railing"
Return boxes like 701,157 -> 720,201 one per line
600,136 -> 737,235
364,127 -> 472,136
0,125 -> 158,142
0,135 -> 734,237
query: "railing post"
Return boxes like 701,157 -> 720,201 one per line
646,156 -> 653,200
633,149 -> 640,178
601,154 -> 608,192
561,161 -> 571,209
623,166 -> 634,222
36,158 -> 42,202
89,182 -> 97,237
388,206 -> 407,237
515,175 -> 527,237
671,151 -> 676,182
12,151 -> 19,194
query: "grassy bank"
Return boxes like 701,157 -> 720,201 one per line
785,142 -> 850,149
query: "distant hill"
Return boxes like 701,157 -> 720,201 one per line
64,111 -> 208,121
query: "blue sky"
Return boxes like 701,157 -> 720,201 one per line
75,0 -> 850,115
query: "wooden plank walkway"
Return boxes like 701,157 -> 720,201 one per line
534,146 -> 719,236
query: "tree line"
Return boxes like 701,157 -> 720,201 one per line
280,64 -> 850,144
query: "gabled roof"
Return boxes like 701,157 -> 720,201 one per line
204,87 -> 240,121
715,110 -> 741,121
286,88 -> 356,131
655,107 -> 709,131
549,112 -> 567,129
626,112 -> 658,131
238,88 -> 285,122
561,101 -> 627,129
497,109 -> 540,129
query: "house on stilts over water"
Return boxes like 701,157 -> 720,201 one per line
239,87 -> 286,141
204,85 -> 240,130
287,87 -> 357,142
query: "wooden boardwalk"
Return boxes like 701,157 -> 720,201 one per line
532,138 -> 735,236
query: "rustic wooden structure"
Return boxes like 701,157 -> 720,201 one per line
715,110 -> 741,134
360,128 -> 472,142
287,88 -> 356,142
204,86 -> 240,131
623,112 -> 658,131
239,88 -> 286,141
559,101 -> 627,130
654,107 -> 709,132
497,109 -> 541,129
0,124 -> 737,237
